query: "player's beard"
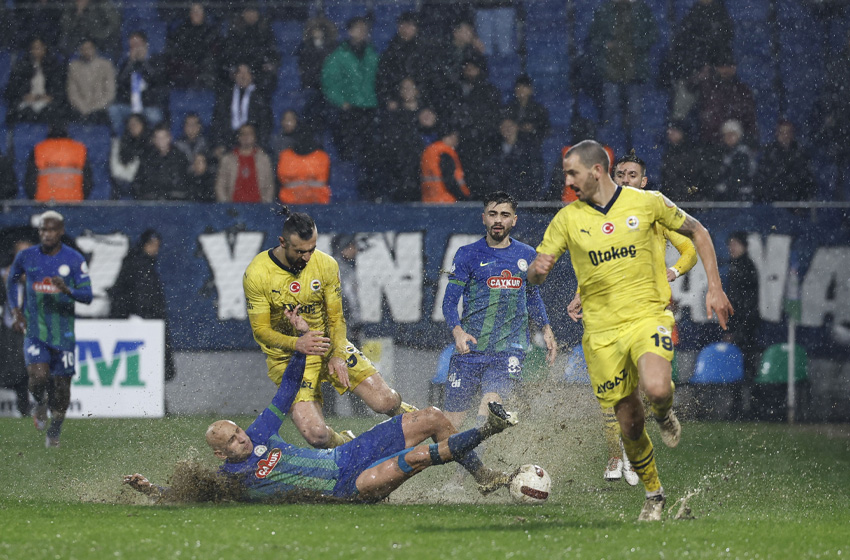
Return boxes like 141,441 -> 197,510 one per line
487,224 -> 512,243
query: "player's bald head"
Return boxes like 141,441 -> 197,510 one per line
565,140 -> 610,172
206,420 -> 237,450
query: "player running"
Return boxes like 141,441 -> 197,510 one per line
125,308 -> 516,503
5,211 -> 93,447
529,140 -> 733,521
442,191 -> 556,431
568,151 -> 698,486
242,208 -> 416,449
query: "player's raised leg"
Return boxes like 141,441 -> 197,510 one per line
290,401 -> 354,448
638,352 -> 680,448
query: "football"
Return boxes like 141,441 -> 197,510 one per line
509,464 -> 551,504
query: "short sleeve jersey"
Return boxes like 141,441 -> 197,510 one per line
446,238 -> 540,352
243,249 -> 346,360
537,187 -> 687,333
6,244 -> 91,351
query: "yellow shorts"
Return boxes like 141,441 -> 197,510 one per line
267,341 -> 378,404
583,312 -> 675,409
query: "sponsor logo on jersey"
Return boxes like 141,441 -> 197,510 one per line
626,216 -> 639,229
602,222 -> 615,235
58,264 -> 70,276
597,368 -> 628,395
33,278 -> 60,294
283,303 -> 316,314
310,279 -> 321,292
588,245 -> 637,266
480,261 -> 495,267
517,259 -> 528,271
289,281 -> 301,293
487,270 -> 523,290
255,448 -> 282,479
254,445 -> 268,457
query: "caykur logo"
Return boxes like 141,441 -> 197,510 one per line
255,448 -> 282,478
487,270 -> 523,290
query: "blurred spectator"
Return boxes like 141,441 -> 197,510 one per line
693,58 -> 758,147
659,120 -> 704,202
418,0 -> 474,42
59,0 -> 121,60
108,229 -> 176,382
164,2 -> 219,89
109,113 -> 147,199
14,0 -> 62,50
133,124 -> 190,200
662,0 -> 734,121
493,117 -> 543,200
211,63 -> 272,156
378,77 -> 430,202
4,37 -> 66,126
421,126 -> 471,203
215,124 -> 274,203
815,32 -> 850,200
187,153 -> 216,202
221,7 -> 280,98
1,237 -> 36,417
376,12 -> 432,110
270,109 -> 299,157
277,129 -> 331,205
710,120 -> 756,202
757,120 -> 816,202
322,17 -> 379,160
0,153 -> 17,199
504,74 -> 550,149
587,0 -> 658,150
295,16 -> 337,133
472,0 -> 516,56
109,31 -> 166,136
25,123 -> 92,201
455,56 -> 502,196
66,38 -> 115,125
174,113 -> 210,166
429,21 -> 486,116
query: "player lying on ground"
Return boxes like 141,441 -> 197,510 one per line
125,310 -> 518,503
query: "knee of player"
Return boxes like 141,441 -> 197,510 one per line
643,380 -> 672,403
372,390 -> 402,415
303,425 -> 335,448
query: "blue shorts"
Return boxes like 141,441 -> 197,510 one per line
444,351 -> 524,413
332,415 -> 406,500
23,338 -> 75,377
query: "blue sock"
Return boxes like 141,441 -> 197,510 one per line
447,428 -> 486,474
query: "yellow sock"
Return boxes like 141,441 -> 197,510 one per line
621,428 -> 661,493
388,401 -> 418,416
650,381 -> 675,420
326,429 -> 347,448
602,407 -> 620,458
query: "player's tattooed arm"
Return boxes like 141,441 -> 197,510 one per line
674,214 -> 701,239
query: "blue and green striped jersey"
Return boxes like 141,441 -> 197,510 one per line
5,244 -> 92,352
443,237 -> 549,353
218,353 -> 341,500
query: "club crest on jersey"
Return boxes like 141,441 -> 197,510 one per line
517,259 -> 528,271
310,279 -> 321,292
657,326 -> 670,335
488,270 -> 523,289
33,278 -> 60,294
255,448 -> 282,478
602,222 -> 615,235
254,445 -> 268,457
626,216 -> 639,229
289,281 -> 301,293
58,264 -> 70,276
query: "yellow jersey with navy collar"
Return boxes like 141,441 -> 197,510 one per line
243,248 -> 347,361
537,186 -> 687,334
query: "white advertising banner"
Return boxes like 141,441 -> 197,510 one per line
0,319 -> 165,418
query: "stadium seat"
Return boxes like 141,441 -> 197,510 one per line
563,344 -> 590,384
756,343 -> 808,384
68,124 -> 112,200
169,89 -> 216,139
324,2 -> 368,30
272,20 -> 304,55
0,51 -> 11,92
12,123 -> 48,195
691,343 -> 744,384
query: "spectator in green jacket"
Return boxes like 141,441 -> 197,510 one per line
321,16 -> 380,200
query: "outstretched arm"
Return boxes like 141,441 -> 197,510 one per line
123,473 -> 167,499
676,215 -> 735,329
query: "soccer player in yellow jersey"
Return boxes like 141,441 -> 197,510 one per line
243,210 -> 416,449
569,150 -> 698,487
529,140 -> 734,521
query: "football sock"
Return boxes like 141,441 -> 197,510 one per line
46,417 -> 64,439
622,427 -> 661,493
602,407 -> 621,457
326,429 -> 348,448
650,381 -> 676,420
428,444 -> 446,465
446,428 -> 486,474
387,400 -> 418,416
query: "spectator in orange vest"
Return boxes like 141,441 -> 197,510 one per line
421,125 -> 471,203
25,123 -> 93,202
215,124 -> 274,203
277,130 -> 331,205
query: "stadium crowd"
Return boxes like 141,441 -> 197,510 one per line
0,0 -> 846,203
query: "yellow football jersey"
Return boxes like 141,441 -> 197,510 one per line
537,186 -> 687,334
243,248 -> 347,361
